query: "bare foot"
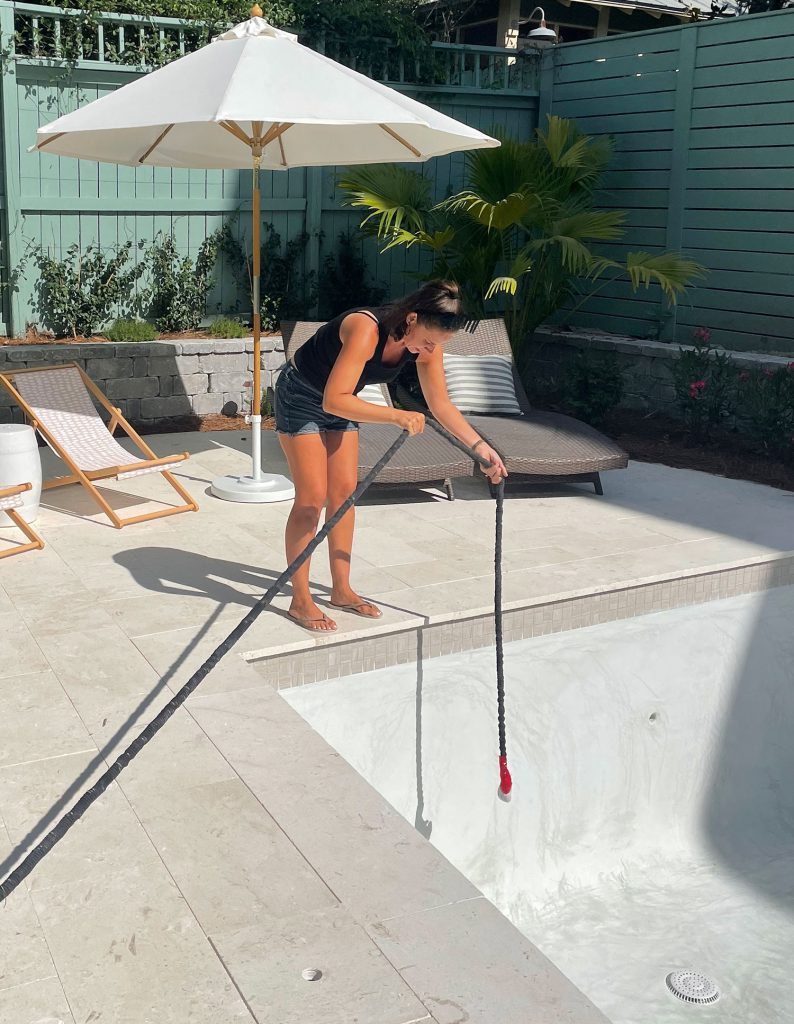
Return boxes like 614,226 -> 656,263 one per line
329,589 -> 382,619
288,600 -> 337,632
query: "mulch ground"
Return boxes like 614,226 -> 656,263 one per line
0,328 -> 277,346
603,408 -> 794,492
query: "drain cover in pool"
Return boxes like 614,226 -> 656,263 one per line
666,970 -> 721,1005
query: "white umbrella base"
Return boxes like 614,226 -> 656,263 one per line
210,472 -> 295,503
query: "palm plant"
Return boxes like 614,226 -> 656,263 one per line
339,116 -> 704,358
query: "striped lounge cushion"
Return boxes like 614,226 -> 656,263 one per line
357,382 -> 390,407
443,353 -> 522,415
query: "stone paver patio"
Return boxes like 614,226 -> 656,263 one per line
0,429 -> 792,1023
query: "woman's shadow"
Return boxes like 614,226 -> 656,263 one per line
1,544 -> 322,882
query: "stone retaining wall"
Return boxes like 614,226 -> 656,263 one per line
0,335 -> 287,427
529,329 -> 794,418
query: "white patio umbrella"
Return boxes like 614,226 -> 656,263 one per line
33,5 -> 499,503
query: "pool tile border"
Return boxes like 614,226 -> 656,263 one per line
250,554 -> 794,689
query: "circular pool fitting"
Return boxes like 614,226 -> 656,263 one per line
302,968 -> 323,983
665,970 -> 720,1005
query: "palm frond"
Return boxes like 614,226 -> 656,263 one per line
553,209 -> 626,243
625,251 -> 706,303
485,276 -> 519,300
337,165 -> 432,239
439,189 -> 540,230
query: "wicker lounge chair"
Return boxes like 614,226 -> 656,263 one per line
0,482 -> 45,559
0,364 -> 199,528
443,319 -> 628,494
281,321 -> 473,500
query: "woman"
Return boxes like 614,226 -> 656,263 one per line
275,280 -> 508,632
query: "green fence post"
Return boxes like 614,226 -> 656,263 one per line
537,46 -> 556,128
0,0 -> 23,336
304,166 -> 323,315
661,24 -> 697,343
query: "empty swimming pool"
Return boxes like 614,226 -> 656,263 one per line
283,586 -> 794,1024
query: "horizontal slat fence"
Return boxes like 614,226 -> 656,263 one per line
540,8 -> 794,352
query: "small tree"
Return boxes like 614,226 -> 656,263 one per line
339,117 -> 704,359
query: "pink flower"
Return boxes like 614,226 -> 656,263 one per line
693,327 -> 711,343
763,369 -> 774,378
689,379 -> 707,399
787,362 -> 794,372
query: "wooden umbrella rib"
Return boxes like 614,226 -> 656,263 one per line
277,133 -> 287,167
36,131 -> 65,151
138,124 -> 174,164
379,124 -> 422,158
219,119 -> 254,147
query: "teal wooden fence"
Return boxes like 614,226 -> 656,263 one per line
540,9 -> 794,352
0,0 -> 540,336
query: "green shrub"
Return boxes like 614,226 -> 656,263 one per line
219,224 -> 316,330
561,349 -> 624,427
209,317 -> 248,338
145,230 -> 223,333
105,318 -> 157,342
319,232 -> 387,319
33,241 -> 145,338
736,363 -> 794,462
670,329 -> 738,440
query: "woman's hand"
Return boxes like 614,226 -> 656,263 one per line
476,443 -> 508,484
392,410 -> 426,435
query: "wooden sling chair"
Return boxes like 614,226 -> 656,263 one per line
0,482 -> 45,558
0,364 -> 199,529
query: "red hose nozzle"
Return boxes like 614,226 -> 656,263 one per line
498,755 -> 512,796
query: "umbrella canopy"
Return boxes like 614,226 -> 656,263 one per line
34,17 -> 499,169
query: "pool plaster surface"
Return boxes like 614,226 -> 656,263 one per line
0,428 -> 792,1022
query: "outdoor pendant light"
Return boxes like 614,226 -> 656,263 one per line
525,7 -> 557,46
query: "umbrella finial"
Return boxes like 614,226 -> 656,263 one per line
250,3 -> 263,15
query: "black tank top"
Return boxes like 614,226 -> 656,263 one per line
293,307 -> 418,394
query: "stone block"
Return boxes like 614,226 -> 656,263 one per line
158,376 -> 173,397
264,350 -> 286,371
125,398 -> 141,422
172,373 -> 209,396
86,357 -> 133,380
209,371 -> 249,394
104,376 -> 160,400
142,342 -> 181,356
148,355 -> 199,377
199,352 -> 248,373
140,395 -> 193,419
210,339 -> 246,353
133,356 -> 148,376
179,340 -> 217,355
191,392 -> 226,415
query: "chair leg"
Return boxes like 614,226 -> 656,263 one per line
593,473 -> 604,496
443,478 -> 455,501
0,508 -> 45,558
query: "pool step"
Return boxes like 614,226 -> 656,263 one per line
246,552 -> 794,689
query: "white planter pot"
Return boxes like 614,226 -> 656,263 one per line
0,424 -> 42,524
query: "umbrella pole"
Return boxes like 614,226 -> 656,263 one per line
209,150 -> 294,503
251,155 -> 263,483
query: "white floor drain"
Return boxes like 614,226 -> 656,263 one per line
666,970 -> 720,1005
301,968 -> 323,982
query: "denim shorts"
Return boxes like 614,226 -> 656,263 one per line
275,362 -> 358,436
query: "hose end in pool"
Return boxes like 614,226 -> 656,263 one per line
498,756 -> 512,799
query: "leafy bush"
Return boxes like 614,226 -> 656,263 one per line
339,117 -> 704,356
670,329 -> 738,440
105,318 -> 157,342
146,230 -> 223,333
736,363 -> 794,462
220,224 -> 315,330
560,349 -> 624,427
209,316 -> 248,338
319,232 -> 387,319
33,241 -> 145,337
